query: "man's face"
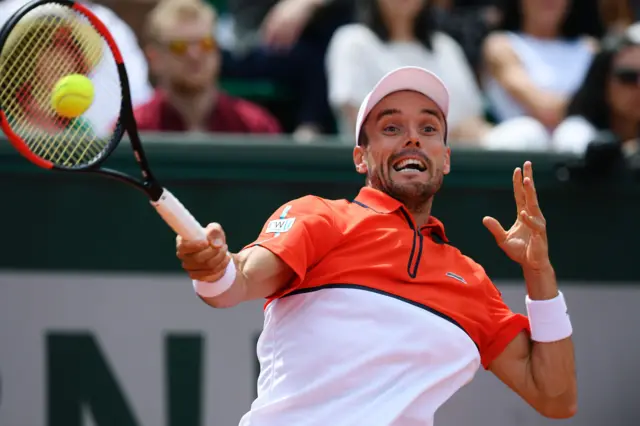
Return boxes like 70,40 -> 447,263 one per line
353,90 -> 450,211
150,18 -> 219,95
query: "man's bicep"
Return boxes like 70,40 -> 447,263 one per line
480,274 -> 539,407
489,330 -> 537,401
236,245 -> 295,301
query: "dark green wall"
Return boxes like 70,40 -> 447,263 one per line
1,134 -> 638,281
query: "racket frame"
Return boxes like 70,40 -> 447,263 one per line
0,0 -> 163,200
0,0 -> 207,241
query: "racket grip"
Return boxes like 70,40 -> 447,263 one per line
151,189 -> 207,241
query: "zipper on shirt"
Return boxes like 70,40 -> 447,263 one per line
398,207 -> 423,278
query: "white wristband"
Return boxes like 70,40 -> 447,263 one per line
192,259 -> 237,298
526,291 -> 573,343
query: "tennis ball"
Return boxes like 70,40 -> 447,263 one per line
51,74 -> 95,118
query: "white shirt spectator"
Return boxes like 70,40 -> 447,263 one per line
483,32 -> 593,123
326,24 -> 484,136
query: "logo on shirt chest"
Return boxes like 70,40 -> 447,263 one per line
266,218 -> 296,233
445,272 -> 467,284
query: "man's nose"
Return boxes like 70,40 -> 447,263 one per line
404,135 -> 421,148
185,45 -> 202,60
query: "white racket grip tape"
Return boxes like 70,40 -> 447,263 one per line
151,189 -> 207,241
193,258 -> 237,297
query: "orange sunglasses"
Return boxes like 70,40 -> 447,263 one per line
164,36 -> 216,55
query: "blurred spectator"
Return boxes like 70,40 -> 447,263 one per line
326,0 -> 491,144
0,0 -> 154,110
431,0 -> 502,76
221,0 -> 354,140
552,23 -> 640,171
134,0 -> 281,134
481,0 -> 603,151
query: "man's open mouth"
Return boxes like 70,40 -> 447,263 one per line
392,157 -> 427,172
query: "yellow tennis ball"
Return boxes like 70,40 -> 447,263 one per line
51,74 -> 95,118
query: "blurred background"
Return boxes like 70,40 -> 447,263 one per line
0,0 -> 639,425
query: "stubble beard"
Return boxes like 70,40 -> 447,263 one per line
169,77 -> 208,96
367,166 -> 443,213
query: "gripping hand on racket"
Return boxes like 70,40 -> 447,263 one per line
176,224 -> 294,308
177,223 -> 230,282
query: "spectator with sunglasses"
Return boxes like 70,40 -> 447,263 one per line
552,23 -> 640,167
134,0 -> 281,134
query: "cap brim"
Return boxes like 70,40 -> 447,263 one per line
355,66 -> 449,145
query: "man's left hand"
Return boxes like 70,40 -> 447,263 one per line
483,161 -> 551,272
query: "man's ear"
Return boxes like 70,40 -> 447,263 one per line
353,145 -> 368,174
443,146 -> 451,175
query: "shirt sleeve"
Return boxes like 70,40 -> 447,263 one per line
480,276 -> 531,370
242,101 -> 282,134
132,102 -> 157,131
242,196 -> 342,293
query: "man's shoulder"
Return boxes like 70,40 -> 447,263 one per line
132,91 -> 164,129
220,93 -> 266,116
218,92 -> 270,112
280,195 -> 351,214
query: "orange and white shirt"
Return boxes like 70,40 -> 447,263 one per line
238,187 -> 530,426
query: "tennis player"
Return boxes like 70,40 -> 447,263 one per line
176,66 -> 576,425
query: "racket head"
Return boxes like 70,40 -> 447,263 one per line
0,0 -> 131,171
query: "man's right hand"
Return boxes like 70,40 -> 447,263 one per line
176,223 -> 231,282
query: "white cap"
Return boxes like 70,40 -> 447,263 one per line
354,66 -> 450,145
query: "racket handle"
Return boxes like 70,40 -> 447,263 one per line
151,189 -> 207,241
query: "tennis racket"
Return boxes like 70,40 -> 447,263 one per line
0,0 -> 207,241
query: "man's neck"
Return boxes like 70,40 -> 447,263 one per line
398,193 -> 434,227
164,85 -> 217,132
407,201 -> 433,228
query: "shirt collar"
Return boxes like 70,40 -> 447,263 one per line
354,187 -> 449,242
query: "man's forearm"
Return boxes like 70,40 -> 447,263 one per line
524,265 -> 577,406
198,246 -> 294,309
531,338 -> 576,405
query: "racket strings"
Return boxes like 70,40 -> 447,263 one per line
0,4 -> 122,168
6,12 -> 102,165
